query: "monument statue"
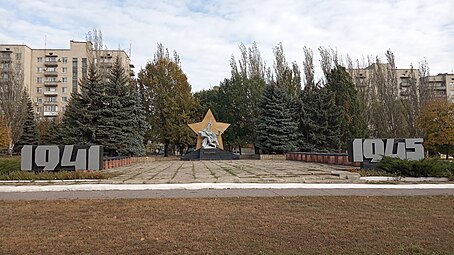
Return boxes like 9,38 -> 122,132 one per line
199,120 -> 219,149
188,109 -> 229,150
183,109 -> 239,160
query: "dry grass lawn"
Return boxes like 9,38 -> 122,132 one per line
1,196 -> 454,254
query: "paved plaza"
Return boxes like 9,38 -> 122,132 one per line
102,160 -> 359,184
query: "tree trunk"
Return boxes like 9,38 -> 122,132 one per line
239,145 -> 242,155
164,139 -> 169,157
7,140 -> 14,157
255,145 -> 260,155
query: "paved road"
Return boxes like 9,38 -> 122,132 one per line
1,183 -> 453,200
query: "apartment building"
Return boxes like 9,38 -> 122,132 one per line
347,63 -> 420,99
423,73 -> 454,102
0,40 -> 134,118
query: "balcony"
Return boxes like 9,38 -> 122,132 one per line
433,86 -> 447,91
43,111 -> 58,117
98,61 -> 113,68
44,81 -> 58,87
400,82 -> 411,88
44,71 -> 58,77
43,91 -> 58,96
43,101 -> 58,106
0,55 -> 12,62
44,60 -> 58,67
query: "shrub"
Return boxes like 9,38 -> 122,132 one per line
0,170 -> 113,180
377,157 -> 454,179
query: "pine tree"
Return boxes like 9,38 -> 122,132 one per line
61,58 -> 146,156
299,86 -> 342,152
103,58 -> 146,156
256,83 -> 297,154
325,65 -> 367,145
15,94 -> 39,150
40,119 -> 64,145
61,64 -> 103,145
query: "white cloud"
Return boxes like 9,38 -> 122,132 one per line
1,0 -> 453,90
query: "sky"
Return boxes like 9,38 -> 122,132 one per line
1,0 -> 453,92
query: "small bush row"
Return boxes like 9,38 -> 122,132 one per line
0,170 -> 113,180
377,157 -> 454,179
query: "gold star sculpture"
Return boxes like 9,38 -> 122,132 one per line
188,109 -> 230,150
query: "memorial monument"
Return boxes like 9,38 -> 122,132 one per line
182,109 -> 239,160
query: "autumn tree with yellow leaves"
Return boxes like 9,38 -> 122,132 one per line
417,98 -> 454,159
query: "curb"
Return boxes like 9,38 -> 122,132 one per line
1,183 -> 454,193
361,176 -> 450,182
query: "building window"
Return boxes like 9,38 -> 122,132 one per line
37,87 -> 43,93
47,67 -> 57,72
62,87 -> 67,93
46,97 -> 57,102
15,63 -> 21,69
62,57 -> 68,63
45,87 -> 57,92
37,98 -> 43,103
72,80 -> 78,92
37,67 -> 43,73
62,67 -> 67,73
62,106 -> 66,112
62,77 -> 68,83
62,97 -> 68,102
15,53 -> 22,60
37,57 -> 43,63
37,77 -> 43,83
47,77 -> 57,82
46,57 -> 57,62
82,58 -> 87,78
44,106 -> 58,112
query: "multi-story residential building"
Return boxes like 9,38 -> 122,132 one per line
0,40 -> 134,118
347,63 -> 420,99
423,73 -> 454,102
348,63 -> 454,103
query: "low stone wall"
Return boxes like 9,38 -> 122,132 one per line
260,154 -> 286,160
286,152 -> 360,167
103,157 -> 132,169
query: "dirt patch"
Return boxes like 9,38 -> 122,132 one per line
1,196 -> 453,254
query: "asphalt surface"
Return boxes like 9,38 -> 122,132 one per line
1,183 -> 453,200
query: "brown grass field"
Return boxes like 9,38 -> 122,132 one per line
1,196 -> 454,254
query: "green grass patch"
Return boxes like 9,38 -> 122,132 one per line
377,156 -> 454,179
0,158 -> 21,175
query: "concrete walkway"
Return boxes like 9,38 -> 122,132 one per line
102,160 -> 359,184
1,183 -> 454,200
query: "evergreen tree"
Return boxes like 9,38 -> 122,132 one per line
61,58 -> 146,156
299,86 -> 342,152
325,65 -> 367,146
103,58 -> 146,156
40,119 -> 64,145
60,64 -> 102,145
256,83 -> 297,154
15,94 -> 39,150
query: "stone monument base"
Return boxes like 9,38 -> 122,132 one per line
181,148 -> 240,161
